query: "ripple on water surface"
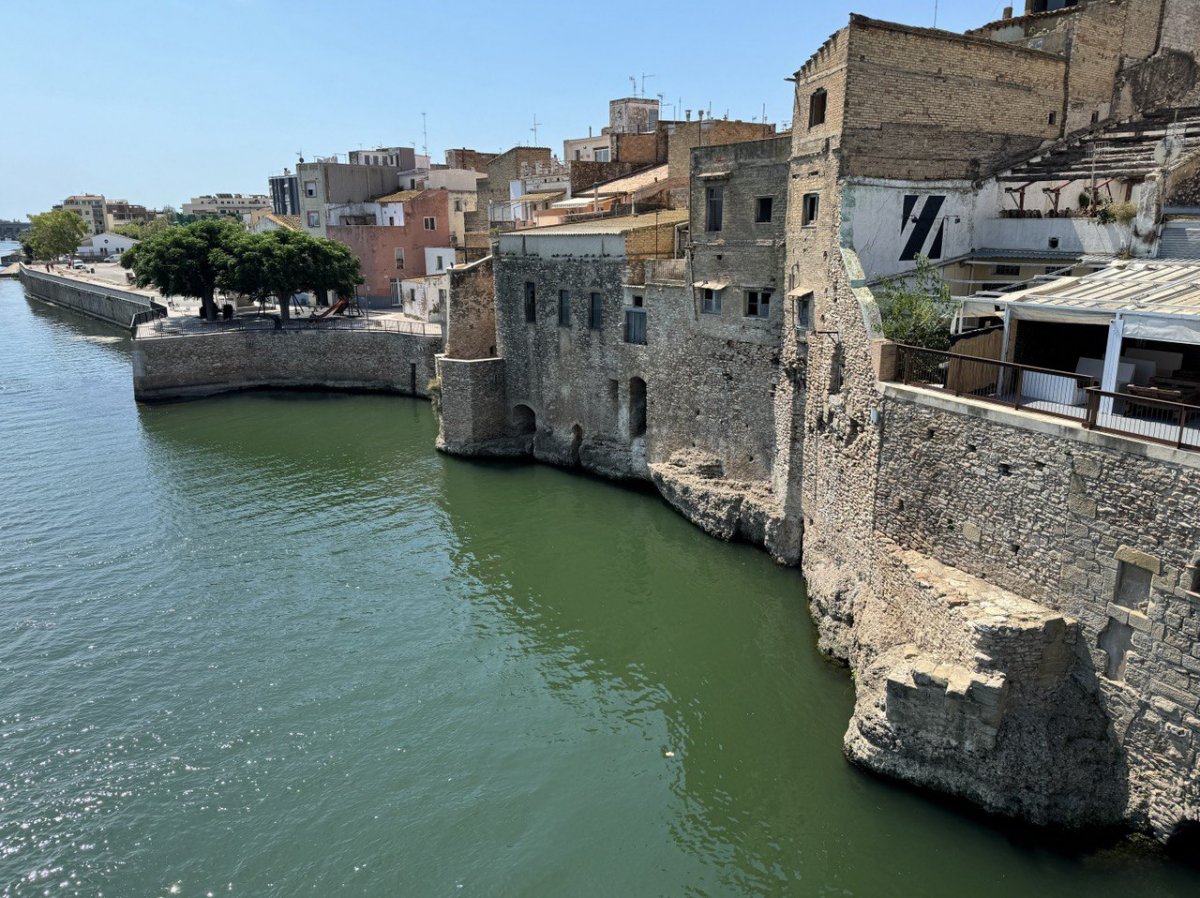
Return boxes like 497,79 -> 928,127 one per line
1,278 -> 1199,897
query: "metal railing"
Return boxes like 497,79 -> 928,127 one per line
1084,387 -> 1200,451
896,345 -> 1200,453
898,345 -> 1095,421
136,313 -> 443,340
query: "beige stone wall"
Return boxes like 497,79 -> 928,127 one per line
445,255 -> 496,360
132,328 -> 440,401
872,388 -> 1200,835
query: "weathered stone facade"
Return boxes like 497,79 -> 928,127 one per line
433,2 -> 1200,845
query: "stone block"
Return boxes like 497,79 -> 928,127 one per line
1068,494 -> 1097,518
1116,545 -> 1162,576
1072,455 -> 1102,479
962,521 -> 982,544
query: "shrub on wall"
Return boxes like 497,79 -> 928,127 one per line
876,255 -> 956,351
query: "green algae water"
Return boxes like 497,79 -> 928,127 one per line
2,270 -> 1199,897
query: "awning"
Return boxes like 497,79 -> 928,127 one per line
787,286 -> 814,297
959,300 -> 1003,317
1006,303 -> 1115,326
693,281 -> 728,291
1121,314 -> 1200,346
698,171 -> 731,180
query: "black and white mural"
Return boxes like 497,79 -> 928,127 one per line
900,194 -> 946,262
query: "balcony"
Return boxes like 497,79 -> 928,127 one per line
894,345 -> 1200,451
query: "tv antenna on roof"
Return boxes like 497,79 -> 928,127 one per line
640,73 -> 655,98
531,114 -> 541,146
629,75 -> 638,97
933,0 -> 939,27
422,112 -> 428,158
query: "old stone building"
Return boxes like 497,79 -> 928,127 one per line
788,0 -> 1200,843
435,0 -> 1200,845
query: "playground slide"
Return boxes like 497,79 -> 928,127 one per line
309,298 -> 347,320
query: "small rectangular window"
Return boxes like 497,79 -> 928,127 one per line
994,264 -> 1021,277
307,210 -> 320,227
802,193 -> 819,227
524,282 -> 536,322
809,89 -> 827,128
745,289 -> 772,319
436,255 -> 444,271
589,293 -> 603,329
755,197 -> 773,223
558,289 -> 571,326
394,247 -> 405,269
304,180 -> 317,197
424,216 -> 436,230
706,185 -> 724,232
701,288 -> 721,315
1048,111 -> 1057,126
795,292 -> 813,330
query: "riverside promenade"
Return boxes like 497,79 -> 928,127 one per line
18,263 -> 166,331
14,262 -> 445,402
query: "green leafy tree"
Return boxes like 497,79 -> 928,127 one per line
121,218 -> 243,321
876,255 -> 956,351
26,210 -> 88,260
224,230 -> 362,322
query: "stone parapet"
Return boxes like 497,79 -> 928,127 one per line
131,327 -> 440,401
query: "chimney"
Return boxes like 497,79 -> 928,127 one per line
1003,6 -> 1013,18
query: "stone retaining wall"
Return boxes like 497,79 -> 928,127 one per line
132,328 -> 441,402
19,266 -> 158,331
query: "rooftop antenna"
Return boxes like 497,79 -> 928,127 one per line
421,112 -> 428,159
531,114 -> 541,146
933,0 -> 939,27
641,73 -> 655,97
629,75 -> 638,97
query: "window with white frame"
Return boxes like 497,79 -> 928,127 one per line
394,247 -> 405,270
306,211 -> 320,227
701,288 -> 721,315
424,216 -> 436,230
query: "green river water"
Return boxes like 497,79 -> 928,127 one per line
1,268 -> 1198,896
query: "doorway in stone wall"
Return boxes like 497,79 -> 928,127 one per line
570,424 -> 583,466
629,378 -> 647,440
512,404 -> 537,436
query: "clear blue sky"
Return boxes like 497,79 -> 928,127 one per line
0,0 -> 1013,220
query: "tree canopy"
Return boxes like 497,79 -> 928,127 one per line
122,218 -> 244,321
876,256 -> 957,351
224,230 -> 362,321
120,220 -> 362,323
25,210 -> 88,261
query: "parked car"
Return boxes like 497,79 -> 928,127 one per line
104,254 -> 122,263
71,259 -> 87,269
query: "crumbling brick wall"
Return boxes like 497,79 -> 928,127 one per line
840,17 -> 1066,181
